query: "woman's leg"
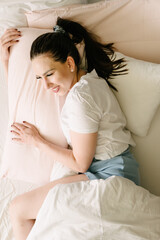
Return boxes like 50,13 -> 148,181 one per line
9,174 -> 88,240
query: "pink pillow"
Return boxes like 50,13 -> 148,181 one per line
25,0 -> 160,63
0,28 -> 68,185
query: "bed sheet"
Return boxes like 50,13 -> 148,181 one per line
0,178 -> 38,240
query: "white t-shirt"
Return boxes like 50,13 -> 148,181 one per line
60,70 -> 135,160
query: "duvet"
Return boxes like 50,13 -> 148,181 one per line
1,176 -> 160,240
25,176 -> 160,240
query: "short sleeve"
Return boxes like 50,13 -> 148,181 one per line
67,91 -> 101,133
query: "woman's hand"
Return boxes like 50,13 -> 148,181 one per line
0,28 -> 21,63
10,121 -> 43,147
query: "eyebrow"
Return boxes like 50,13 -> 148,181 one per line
36,68 -> 55,77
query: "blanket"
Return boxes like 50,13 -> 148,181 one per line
26,176 -> 160,240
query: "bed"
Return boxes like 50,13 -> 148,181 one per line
0,0 -> 160,239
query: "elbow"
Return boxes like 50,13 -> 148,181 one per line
76,163 -> 90,174
71,152 -> 91,173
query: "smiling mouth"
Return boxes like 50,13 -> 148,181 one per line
51,86 -> 60,93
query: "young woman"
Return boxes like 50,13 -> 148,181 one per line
0,18 -> 140,240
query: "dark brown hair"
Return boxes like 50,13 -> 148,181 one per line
30,17 -> 127,91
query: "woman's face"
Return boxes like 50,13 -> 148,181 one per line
32,54 -> 77,96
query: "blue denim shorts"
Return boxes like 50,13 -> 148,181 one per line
84,147 -> 140,185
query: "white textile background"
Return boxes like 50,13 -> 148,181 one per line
0,0 -> 88,37
0,62 -> 8,167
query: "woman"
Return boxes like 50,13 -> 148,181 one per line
0,18 -> 140,240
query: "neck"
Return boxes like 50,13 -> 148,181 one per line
77,69 -> 87,82
69,69 -> 87,91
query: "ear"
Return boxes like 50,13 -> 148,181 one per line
66,56 -> 76,72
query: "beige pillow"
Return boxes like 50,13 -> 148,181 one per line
0,28 -> 68,185
25,0 -> 160,63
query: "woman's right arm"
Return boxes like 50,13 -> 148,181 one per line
0,28 -> 21,84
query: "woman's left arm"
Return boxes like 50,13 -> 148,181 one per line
37,130 -> 97,173
11,122 -> 97,173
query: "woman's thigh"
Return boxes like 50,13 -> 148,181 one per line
11,174 -> 88,220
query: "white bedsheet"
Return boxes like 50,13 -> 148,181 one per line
27,176 -> 160,240
0,178 -> 37,240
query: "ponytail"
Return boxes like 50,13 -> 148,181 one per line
30,17 -> 127,91
56,17 -> 127,91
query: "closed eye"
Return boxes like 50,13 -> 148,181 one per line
36,73 -> 53,80
46,73 -> 53,77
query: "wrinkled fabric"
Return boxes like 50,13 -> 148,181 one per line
27,176 -> 160,240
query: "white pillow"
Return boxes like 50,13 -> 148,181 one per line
0,0 -> 87,37
110,52 -> 160,137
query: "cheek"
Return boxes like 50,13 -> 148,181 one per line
58,72 -> 72,84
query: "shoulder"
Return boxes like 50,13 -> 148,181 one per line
71,70 -> 107,95
65,69 -> 114,112
65,73 -> 99,113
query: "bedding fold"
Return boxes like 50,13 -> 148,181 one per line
27,176 -> 160,240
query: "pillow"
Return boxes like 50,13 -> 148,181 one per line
25,0 -> 160,136
0,0 -> 87,37
0,27 -> 70,185
25,0 -> 160,63
0,62 -> 8,166
110,52 -> 160,136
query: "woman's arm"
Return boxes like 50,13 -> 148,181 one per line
11,122 -> 97,173
36,131 -> 98,173
0,28 -> 21,84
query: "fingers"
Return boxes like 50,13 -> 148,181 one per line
0,29 -> 21,46
0,29 -> 22,62
10,124 -> 22,142
11,130 -> 20,136
2,40 -> 19,52
11,137 -> 22,143
11,122 -> 27,131
11,123 -> 26,142
11,124 -> 21,130
11,122 -> 34,131
22,121 -> 34,129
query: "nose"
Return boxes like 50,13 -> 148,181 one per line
42,77 -> 50,90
